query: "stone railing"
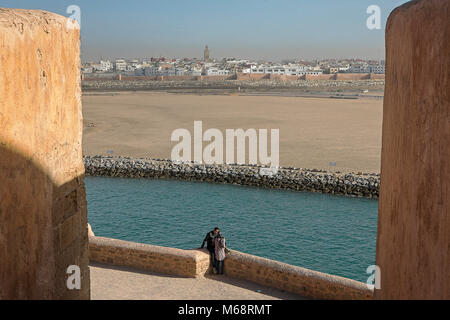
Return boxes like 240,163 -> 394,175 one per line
89,236 -> 211,278
88,232 -> 373,300
224,250 -> 373,300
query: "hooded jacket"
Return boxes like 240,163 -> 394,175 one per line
201,231 -> 218,251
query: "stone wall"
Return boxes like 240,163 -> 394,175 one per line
369,74 -> 385,80
335,73 -> 370,80
303,74 -> 336,80
0,9 -> 89,299
89,236 -> 211,278
376,0 -> 449,299
236,73 -> 270,81
88,235 -> 373,299
224,250 -> 373,300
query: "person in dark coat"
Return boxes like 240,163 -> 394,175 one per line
200,227 -> 220,272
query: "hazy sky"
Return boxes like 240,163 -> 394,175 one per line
4,0 -> 409,61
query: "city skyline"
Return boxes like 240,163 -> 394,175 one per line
82,49 -> 386,64
4,0 -> 409,61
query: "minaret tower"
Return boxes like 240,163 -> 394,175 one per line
204,45 -> 210,62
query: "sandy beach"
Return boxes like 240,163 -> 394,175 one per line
82,91 -> 383,173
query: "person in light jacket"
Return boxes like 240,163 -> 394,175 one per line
214,233 -> 227,275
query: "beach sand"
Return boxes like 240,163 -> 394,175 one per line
82,91 -> 383,173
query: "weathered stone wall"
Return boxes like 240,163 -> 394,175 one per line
0,9 -> 89,299
236,73 -> 270,81
369,74 -> 385,80
224,250 -> 373,300
335,73 -> 370,80
376,0 -> 449,299
303,74 -> 336,80
89,236 -> 211,278
88,235 -> 373,299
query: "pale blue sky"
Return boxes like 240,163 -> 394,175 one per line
2,0 -> 409,61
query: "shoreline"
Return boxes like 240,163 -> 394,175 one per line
82,89 -> 383,100
82,79 -> 385,95
82,92 -> 383,173
83,155 -> 380,199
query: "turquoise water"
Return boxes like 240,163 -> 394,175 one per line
85,176 -> 379,282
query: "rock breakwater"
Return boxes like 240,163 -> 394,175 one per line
82,79 -> 385,92
83,156 -> 380,199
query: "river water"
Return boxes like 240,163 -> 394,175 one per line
86,176 -> 378,282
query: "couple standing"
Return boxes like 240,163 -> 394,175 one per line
200,227 -> 228,274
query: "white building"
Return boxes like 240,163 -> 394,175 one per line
175,68 -> 185,76
100,60 -> 113,71
226,59 -> 249,65
160,69 -> 175,76
115,59 -> 127,71
348,64 -> 370,73
206,68 -> 230,76
245,65 -> 312,76
129,60 -> 140,68
135,68 -> 145,76
186,69 -> 202,76
90,63 -> 103,72
302,71 -> 323,76
82,66 -> 93,73
160,68 -> 186,76
338,65 -> 351,72
90,60 -> 113,72
369,65 -> 385,74
144,66 -> 160,76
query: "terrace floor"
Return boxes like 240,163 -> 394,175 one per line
90,263 -> 304,300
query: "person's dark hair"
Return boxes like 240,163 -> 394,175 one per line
214,227 -> 220,232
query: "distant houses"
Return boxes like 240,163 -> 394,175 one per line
81,46 -> 386,77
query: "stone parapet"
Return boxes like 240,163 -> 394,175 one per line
89,236 -> 211,278
224,250 -> 373,300
88,235 -> 373,300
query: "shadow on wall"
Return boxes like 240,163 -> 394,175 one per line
0,145 -> 90,299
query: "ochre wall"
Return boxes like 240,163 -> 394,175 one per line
303,74 -> 335,80
89,236 -> 211,278
369,74 -> 385,80
376,0 -> 449,299
335,73 -> 370,80
236,73 -> 270,81
224,250 -> 373,300
0,9 -> 90,299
